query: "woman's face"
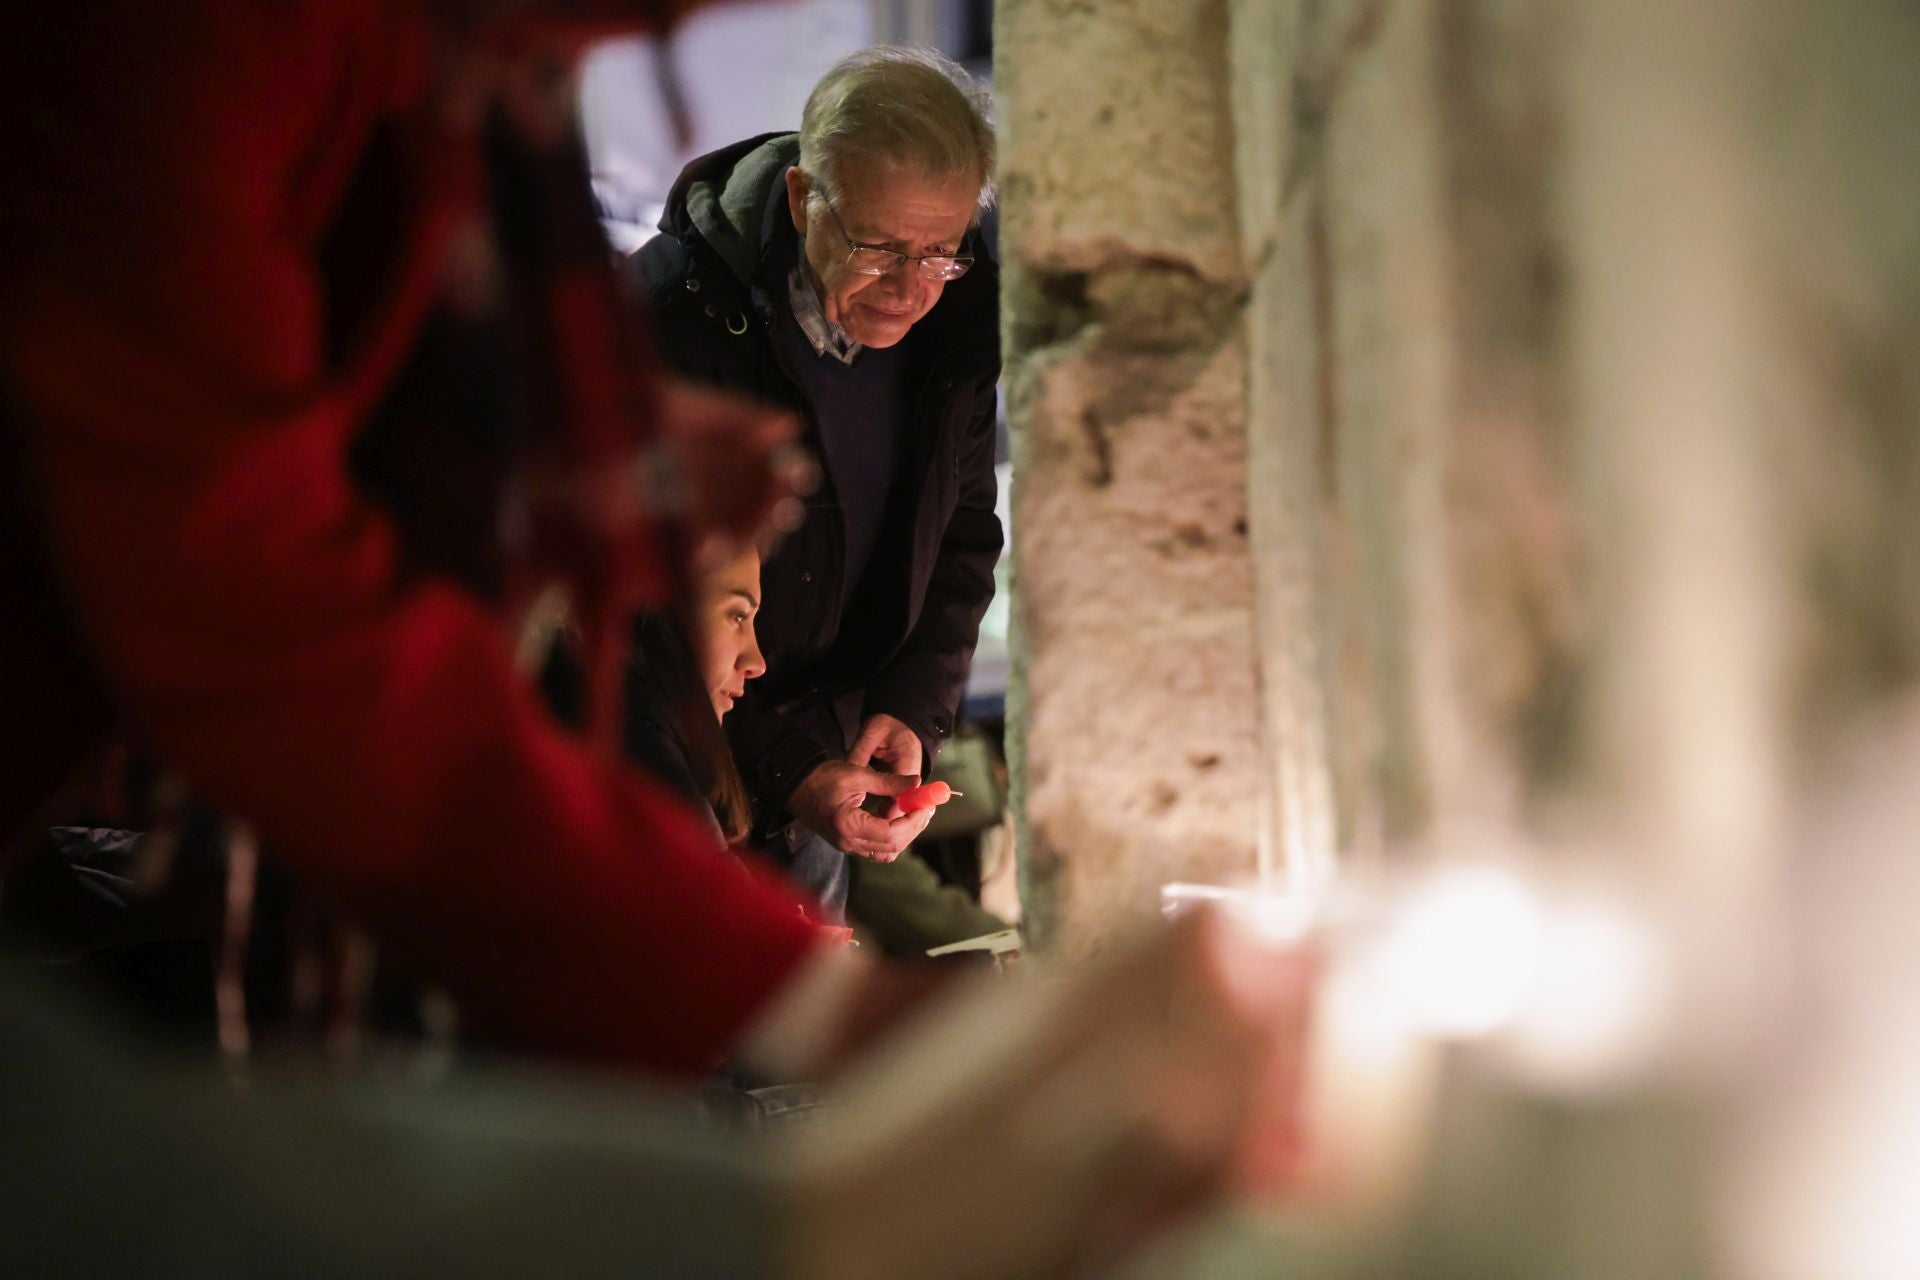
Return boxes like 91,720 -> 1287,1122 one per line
692,548 -> 766,720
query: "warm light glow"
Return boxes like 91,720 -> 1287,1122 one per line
1499,894 -> 1670,1092
1382,867 -> 1543,1039
1160,881 -> 1319,944
1297,958 -> 1439,1216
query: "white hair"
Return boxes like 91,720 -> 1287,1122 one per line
797,45 -> 997,215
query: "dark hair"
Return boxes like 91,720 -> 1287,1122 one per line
627,611 -> 753,845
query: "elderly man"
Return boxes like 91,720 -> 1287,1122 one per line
629,47 -> 1001,914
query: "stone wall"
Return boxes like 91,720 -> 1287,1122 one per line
1000,0 -> 1920,956
997,0 -> 1261,957
1232,0 -> 1586,864
998,0 -> 1583,955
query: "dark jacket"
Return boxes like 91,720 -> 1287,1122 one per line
627,134 -> 1002,820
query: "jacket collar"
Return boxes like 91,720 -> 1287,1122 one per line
666,132 -> 798,289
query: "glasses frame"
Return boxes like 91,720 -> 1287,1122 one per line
818,191 -> 975,282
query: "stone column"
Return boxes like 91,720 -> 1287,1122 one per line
1228,0 -> 1584,872
996,0 -> 1261,957
1000,0 -> 1585,953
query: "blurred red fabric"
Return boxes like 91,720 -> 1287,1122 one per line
0,0 -> 820,1077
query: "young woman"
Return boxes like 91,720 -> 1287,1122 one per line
623,546 -> 766,844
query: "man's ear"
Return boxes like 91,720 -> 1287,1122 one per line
786,167 -> 812,235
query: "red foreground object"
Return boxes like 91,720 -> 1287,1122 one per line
0,1 -> 819,1078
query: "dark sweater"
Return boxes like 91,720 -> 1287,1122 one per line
763,231 -> 913,615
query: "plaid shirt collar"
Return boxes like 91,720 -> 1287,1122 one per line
787,262 -> 862,365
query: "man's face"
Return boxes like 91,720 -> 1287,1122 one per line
786,161 -> 979,349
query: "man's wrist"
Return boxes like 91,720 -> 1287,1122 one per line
781,760 -> 830,831
748,740 -> 836,820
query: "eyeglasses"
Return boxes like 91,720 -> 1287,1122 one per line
820,192 -> 974,282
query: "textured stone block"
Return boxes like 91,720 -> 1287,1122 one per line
1021,608 -> 1263,951
998,0 -> 1262,954
995,0 -> 1243,283
1000,0 -> 1920,1022
1317,0 -> 1458,838
1244,184 -> 1343,884
1010,323 -> 1262,956
1427,0 -> 1586,816
1226,0 -> 1301,268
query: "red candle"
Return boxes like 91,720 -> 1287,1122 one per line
897,781 -> 959,814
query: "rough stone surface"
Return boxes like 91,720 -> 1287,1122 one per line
995,0 -> 1243,284
1237,179 -> 1340,879
1317,0 -> 1459,841
1009,315 -> 1261,955
1004,0 -> 1918,958
1231,0 -> 1586,860
1427,0 -> 1586,822
1226,0 -> 1299,272
1562,0 -> 1920,866
1001,6 -> 1920,1265
999,0 -> 1260,956
1742,0 -> 1920,751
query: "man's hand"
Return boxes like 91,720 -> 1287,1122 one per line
788,761 -> 934,861
848,712 -> 923,783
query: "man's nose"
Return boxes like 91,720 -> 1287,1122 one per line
875,259 -> 919,291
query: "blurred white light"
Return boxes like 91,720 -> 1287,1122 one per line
1383,867 -> 1543,1039
1500,895 -> 1670,1092
1160,882 -> 1318,944
1159,881 -> 1245,910
1240,893 -> 1317,944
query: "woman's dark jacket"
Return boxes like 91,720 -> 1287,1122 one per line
626,133 -> 1002,821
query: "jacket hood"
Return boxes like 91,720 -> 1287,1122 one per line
658,132 -> 798,288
